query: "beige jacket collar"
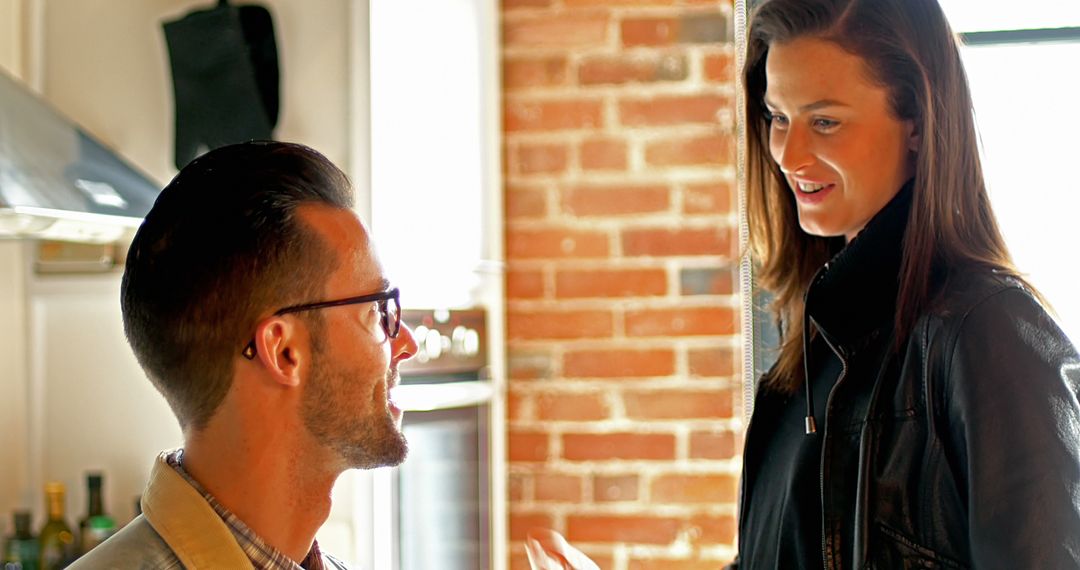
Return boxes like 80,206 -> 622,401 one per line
141,450 -> 253,569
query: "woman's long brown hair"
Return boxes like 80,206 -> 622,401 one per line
744,0 -> 1029,393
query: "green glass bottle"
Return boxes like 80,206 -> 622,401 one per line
2,511 -> 40,570
37,483 -> 74,570
77,473 -> 115,555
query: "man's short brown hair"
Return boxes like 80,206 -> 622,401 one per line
121,142 -> 353,430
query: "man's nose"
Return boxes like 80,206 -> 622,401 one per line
392,322 -> 419,362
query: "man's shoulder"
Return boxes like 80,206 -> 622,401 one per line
70,515 -> 183,570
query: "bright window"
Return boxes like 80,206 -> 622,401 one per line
940,0 -> 1080,344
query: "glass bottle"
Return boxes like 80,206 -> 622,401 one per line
37,483 -> 74,569
77,473 -> 115,555
2,511 -> 40,570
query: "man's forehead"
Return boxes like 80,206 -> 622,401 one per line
295,204 -> 384,289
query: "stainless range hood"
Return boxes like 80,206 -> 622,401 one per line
0,68 -> 161,244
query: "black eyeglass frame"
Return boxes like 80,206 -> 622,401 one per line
241,287 -> 401,360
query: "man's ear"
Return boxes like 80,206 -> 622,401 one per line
252,317 -> 305,387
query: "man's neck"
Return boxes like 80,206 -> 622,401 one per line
181,425 -> 340,563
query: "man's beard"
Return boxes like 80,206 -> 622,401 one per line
302,345 -> 408,470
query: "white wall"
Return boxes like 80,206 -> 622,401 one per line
1,0 -> 356,530
41,0 -> 352,185
0,0 -> 32,535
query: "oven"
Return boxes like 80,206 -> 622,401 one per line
334,308 -> 492,570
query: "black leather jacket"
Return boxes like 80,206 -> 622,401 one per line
733,189 -> 1080,569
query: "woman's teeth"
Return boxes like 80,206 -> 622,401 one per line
798,182 -> 827,194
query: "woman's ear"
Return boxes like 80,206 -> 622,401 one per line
906,120 -> 920,152
252,317 -> 304,387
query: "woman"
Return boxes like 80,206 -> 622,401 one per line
528,0 -> 1080,567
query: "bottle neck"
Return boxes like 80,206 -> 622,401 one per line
46,491 -> 65,520
12,512 -> 32,539
87,487 -> 103,517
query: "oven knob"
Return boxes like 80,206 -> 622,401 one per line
451,326 -> 467,355
413,325 -> 430,362
464,328 -> 480,356
424,327 -> 442,360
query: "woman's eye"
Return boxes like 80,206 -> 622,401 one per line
812,118 -> 839,131
765,111 -> 788,129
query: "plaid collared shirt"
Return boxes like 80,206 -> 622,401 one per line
166,450 -> 328,570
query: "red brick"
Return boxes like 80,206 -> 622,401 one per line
625,306 -> 736,336
621,13 -> 728,47
644,132 -> 733,166
624,389 -> 734,420
534,473 -> 584,502
536,391 -> 610,421
564,348 -> 675,377
562,432 -> 676,460
689,429 -> 738,460
680,266 -> 735,296
516,142 -> 569,175
504,14 -> 609,48
619,94 -> 729,126
567,514 -> 680,544
689,514 -> 737,544
621,18 -> 679,47
507,390 -> 528,422
510,512 -> 555,540
505,185 -> 547,219
629,560 -> 727,570
684,180 -> 733,213
507,268 -> 545,299
563,184 -> 670,216
508,349 -> 556,380
504,56 -> 570,90
703,52 -> 734,82
509,430 -> 550,462
593,474 -> 640,502
651,473 -> 738,504
677,13 -> 728,44
578,53 -> 688,86
580,138 -> 628,171
509,552 -> 530,570
688,346 -> 735,376
507,228 -> 609,259
503,0 -> 551,8
509,473 -> 527,501
567,0 -> 674,5
555,268 -> 667,299
505,99 -> 604,132
507,309 -> 614,340
622,227 -> 732,256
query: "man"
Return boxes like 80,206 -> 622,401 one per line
73,141 -> 417,569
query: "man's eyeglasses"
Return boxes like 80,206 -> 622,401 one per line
242,287 -> 401,360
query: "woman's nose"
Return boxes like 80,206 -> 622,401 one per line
772,126 -> 813,175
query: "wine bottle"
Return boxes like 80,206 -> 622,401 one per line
77,473 -> 116,555
2,511 -> 40,570
37,483 -> 74,570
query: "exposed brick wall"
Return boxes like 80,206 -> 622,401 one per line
501,1 -> 741,568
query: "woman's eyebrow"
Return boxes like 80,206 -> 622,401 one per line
763,96 -> 850,112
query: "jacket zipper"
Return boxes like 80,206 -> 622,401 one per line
816,323 -> 849,570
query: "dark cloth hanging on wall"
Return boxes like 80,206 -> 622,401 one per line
162,0 -> 279,170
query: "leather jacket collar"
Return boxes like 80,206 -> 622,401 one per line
805,180 -> 913,350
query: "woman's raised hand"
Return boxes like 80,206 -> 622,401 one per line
525,528 -> 600,570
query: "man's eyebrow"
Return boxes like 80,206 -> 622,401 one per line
762,97 -> 850,112
379,277 -> 391,291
